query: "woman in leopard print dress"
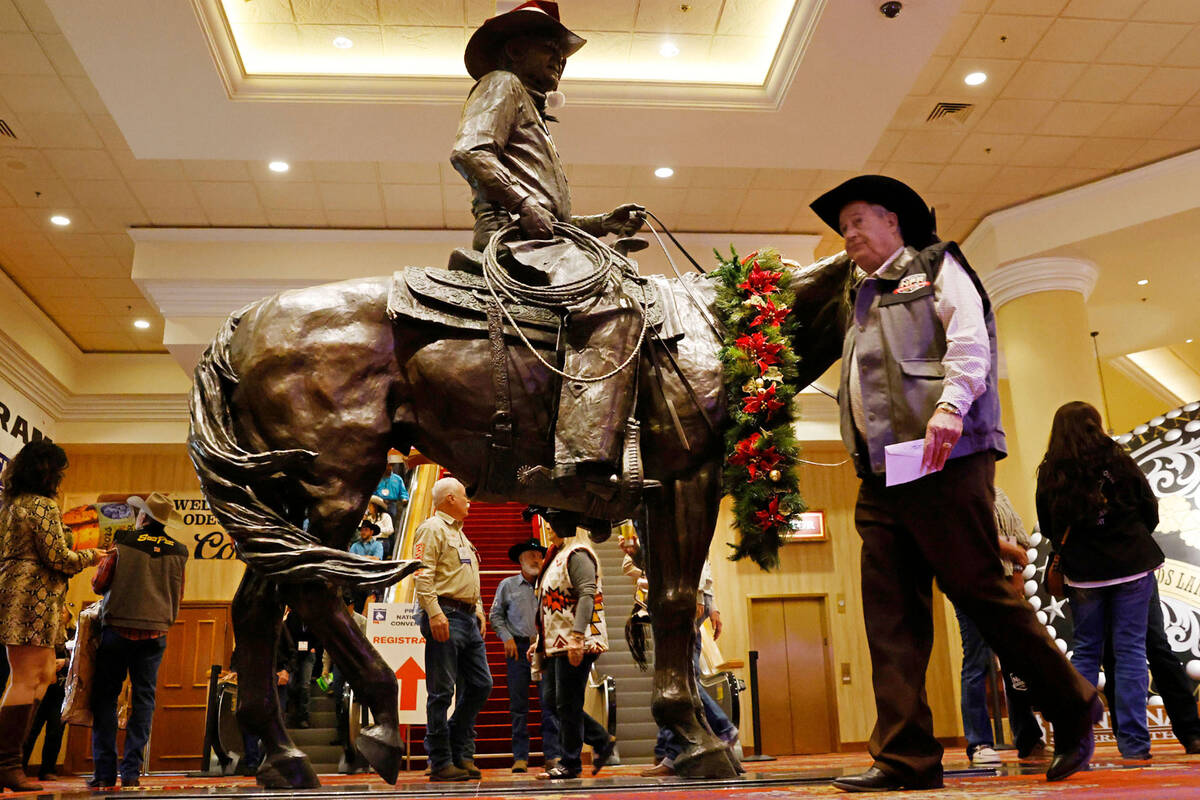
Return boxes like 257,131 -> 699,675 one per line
0,440 -> 105,790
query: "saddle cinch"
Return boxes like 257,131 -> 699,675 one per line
386,243 -> 686,519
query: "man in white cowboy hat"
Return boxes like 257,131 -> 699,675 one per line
808,176 -> 1100,793
88,492 -> 189,789
450,0 -> 647,489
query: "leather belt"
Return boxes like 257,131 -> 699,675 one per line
438,596 -> 478,615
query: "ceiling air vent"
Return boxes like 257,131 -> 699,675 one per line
926,102 -> 974,125
0,119 -> 15,139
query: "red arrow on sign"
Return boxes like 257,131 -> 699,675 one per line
395,657 -> 426,711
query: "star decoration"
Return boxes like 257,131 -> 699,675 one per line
1044,595 -> 1068,624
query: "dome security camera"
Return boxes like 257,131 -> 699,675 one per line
880,2 -> 902,17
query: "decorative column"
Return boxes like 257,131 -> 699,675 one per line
982,257 -> 1102,522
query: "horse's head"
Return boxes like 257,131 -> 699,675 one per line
782,251 -> 857,391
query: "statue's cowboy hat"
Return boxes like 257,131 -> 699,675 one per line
508,537 -> 548,564
126,492 -> 183,527
465,1 -> 586,81
810,174 -> 938,250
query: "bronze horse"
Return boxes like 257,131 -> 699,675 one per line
188,246 -> 853,788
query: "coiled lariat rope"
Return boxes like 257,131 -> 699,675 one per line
482,221 -> 649,383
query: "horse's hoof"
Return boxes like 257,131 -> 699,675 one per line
674,744 -> 740,778
356,722 -> 403,784
256,749 -> 320,789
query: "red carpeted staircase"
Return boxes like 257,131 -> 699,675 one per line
403,501 -> 547,769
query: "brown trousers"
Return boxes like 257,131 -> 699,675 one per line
855,451 -> 1096,783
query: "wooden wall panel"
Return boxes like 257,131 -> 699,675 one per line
708,442 -> 963,750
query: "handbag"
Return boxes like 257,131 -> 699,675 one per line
1043,526 -> 1071,599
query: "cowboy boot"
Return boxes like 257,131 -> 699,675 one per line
0,704 -> 43,792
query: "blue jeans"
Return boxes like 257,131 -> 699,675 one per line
505,636 -> 533,761
90,628 -> 168,783
287,650 -> 316,724
954,604 -> 1041,755
417,608 -> 493,770
1069,573 -> 1155,757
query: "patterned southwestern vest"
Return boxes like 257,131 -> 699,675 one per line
539,538 -> 608,657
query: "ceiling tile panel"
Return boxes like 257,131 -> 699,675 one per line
984,165 -> 1059,194
1097,22 -> 1191,66
629,185 -> 687,216
630,32 -> 711,63
380,0 -> 465,27
891,129 -> 969,164
558,0 -> 637,31
69,178 -> 139,209
318,181 -> 382,211
563,164 -> 632,187
129,180 -> 202,210
987,0 -> 1069,15
950,132 -> 1028,164
441,183 -> 471,213
86,113 -> 131,152
143,206 -> 209,227
75,332 -> 137,352
381,26 -> 465,62
1133,67 -> 1200,105
676,212 -> 737,232
26,206 -> 94,234
49,232 -> 112,259
0,74 -> 78,113
296,25 -> 384,65
59,314 -> 120,334
97,294 -> 155,316
443,209 -> 474,229
1001,60 -> 1088,99
35,32 -> 87,76
1040,166 -> 1109,194
1029,19 -> 1124,63
113,153 -> 186,182
382,183 -> 443,213
15,111 -> 101,148
379,161 -> 442,184
0,182 -> 14,206
0,0 -> 25,32
257,181 -> 322,210
1122,138 -> 1195,167
10,0 -> 56,33
1064,136 -> 1144,169
250,161 -> 315,182
715,0 -> 782,37
571,186 -> 631,214
1064,63 -> 1152,103
934,13 -> 980,58
0,32 -> 54,74
932,58 -> 1020,99
1155,106 -> 1200,140
960,15 -> 1054,60
1134,0 -> 1200,24
181,160 -> 254,182
1007,135 -> 1085,166
86,205 -> 148,230
1063,0 -> 1150,19
61,77 -> 110,115
973,97 -> 1056,133
324,208 -> 385,227
1036,100 -> 1120,136
682,186 -> 744,216
566,30 -> 631,63
229,23 -> 300,59
19,275 -> 84,298
0,204 -> 38,232
3,173 -> 75,208
465,0 -> 492,28
930,164 -> 1002,194
1163,28 -> 1200,68
194,181 -> 264,214
44,148 -> 120,181
1099,103 -> 1177,138
748,168 -> 820,191
908,56 -> 952,97
221,0 -> 294,24
635,0 -> 721,35
686,166 -> 755,190
66,256 -> 126,279
290,0 -> 380,25
311,161 -> 380,183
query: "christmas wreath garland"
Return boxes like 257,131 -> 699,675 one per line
713,247 -> 806,570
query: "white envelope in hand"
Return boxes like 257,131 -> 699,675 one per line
884,439 -> 934,487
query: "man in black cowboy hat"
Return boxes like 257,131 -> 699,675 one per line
451,0 -> 645,490
489,538 -> 548,773
808,176 -> 1100,792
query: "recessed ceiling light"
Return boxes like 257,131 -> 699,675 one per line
133,319 -> 151,330
332,36 -> 354,49
660,41 -> 680,58
49,214 -> 70,226
964,71 -> 987,86
1137,278 -> 1149,285
268,161 -> 290,173
654,167 -> 674,178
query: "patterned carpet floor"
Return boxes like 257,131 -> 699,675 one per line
21,743 -> 1200,798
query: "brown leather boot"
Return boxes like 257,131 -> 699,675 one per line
0,704 -> 43,792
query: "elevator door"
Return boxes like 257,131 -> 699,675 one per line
749,596 -> 837,755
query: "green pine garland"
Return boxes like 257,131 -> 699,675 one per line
712,247 -> 806,570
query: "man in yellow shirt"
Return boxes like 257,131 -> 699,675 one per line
413,477 -> 492,782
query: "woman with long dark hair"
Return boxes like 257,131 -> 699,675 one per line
1036,401 -> 1163,760
0,440 -> 106,790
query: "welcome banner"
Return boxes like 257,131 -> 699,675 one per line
62,491 -> 238,560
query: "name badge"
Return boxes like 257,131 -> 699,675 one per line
297,640 -> 307,651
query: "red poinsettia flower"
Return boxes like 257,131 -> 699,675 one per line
728,433 -> 783,480
735,331 -> 783,373
749,299 -> 791,328
742,384 -> 785,418
754,495 -> 788,531
737,263 -> 782,296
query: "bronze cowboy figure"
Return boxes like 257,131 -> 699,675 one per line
450,1 -> 646,512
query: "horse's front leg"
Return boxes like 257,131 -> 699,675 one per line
644,461 -> 738,778
231,571 -> 319,789
280,580 -> 403,784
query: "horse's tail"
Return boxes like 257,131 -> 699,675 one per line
624,605 -> 651,672
187,306 -> 419,590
